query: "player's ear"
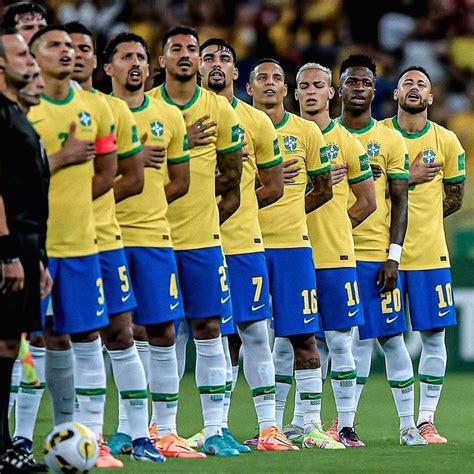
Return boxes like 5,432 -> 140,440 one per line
393,88 -> 399,101
246,82 -> 253,96
294,89 -> 299,101
93,54 -> 97,70
427,93 -> 433,106
103,62 -> 112,77
233,67 -> 239,81
145,63 -> 150,79
158,55 -> 166,69
283,83 -> 288,97
0,57 -> 5,72
329,86 -> 335,99
337,84 -> 342,97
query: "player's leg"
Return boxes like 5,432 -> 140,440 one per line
351,327 -> 373,409
273,337 -> 293,429
8,358 -> 21,418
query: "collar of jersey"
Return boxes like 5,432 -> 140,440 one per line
161,84 -> 200,110
41,86 -> 74,105
321,119 -> 336,135
337,116 -> 375,134
129,95 -> 150,112
391,116 -> 431,139
231,96 -> 239,109
275,111 -> 290,129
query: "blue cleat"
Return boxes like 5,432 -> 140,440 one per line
203,434 -> 240,457
108,431 -> 133,455
131,437 -> 166,463
223,428 -> 251,453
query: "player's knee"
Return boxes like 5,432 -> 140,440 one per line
326,329 -> 351,354
0,338 -> 21,358
290,334 -> 320,369
30,333 -> 45,347
146,321 -> 176,347
44,331 -> 71,351
191,317 -> 220,340
132,323 -> 148,341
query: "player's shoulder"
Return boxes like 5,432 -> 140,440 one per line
236,99 -> 273,126
376,119 -> 405,145
291,113 -> 323,138
429,120 -> 460,143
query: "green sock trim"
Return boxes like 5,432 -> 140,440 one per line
10,385 -> 19,393
275,374 -> 293,385
151,392 -> 178,402
75,388 -> 106,396
252,386 -> 276,397
198,385 -> 226,395
331,369 -> 357,380
225,381 -> 232,392
419,374 -> 444,385
356,376 -> 368,385
300,392 -> 322,401
20,382 -> 46,390
388,377 -> 415,389
120,389 -> 148,400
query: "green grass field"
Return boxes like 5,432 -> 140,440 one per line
30,372 -> 474,473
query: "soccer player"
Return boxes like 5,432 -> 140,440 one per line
338,54 -> 427,446
200,38 -> 303,452
280,62 -> 376,447
104,32 -> 205,459
383,66 -> 465,443
0,29 -> 50,473
248,58 -> 341,449
148,26 -> 244,456
0,2 -> 47,45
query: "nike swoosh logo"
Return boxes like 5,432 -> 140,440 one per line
222,316 -> 232,324
221,295 -> 231,304
121,293 -> 131,302
30,119 -> 43,126
386,316 -> 398,324
96,307 -> 105,316
252,304 -> 265,311
438,310 -> 450,317
304,316 -> 315,324
209,387 -> 223,393
424,377 -> 440,384
348,309 -> 359,317
398,380 -> 413,388
144,448 -> 161,459
170,302 -> 180,310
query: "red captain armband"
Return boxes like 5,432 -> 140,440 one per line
95,133 -> 117,155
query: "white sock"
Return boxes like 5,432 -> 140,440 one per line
418,330 -> 446,426
221,337 -> 233,429
195,337 -> 226,439
352,328 -> 373,410
108,345 -> 149,440
294,368 -> 322,432
176,321 -> 189,381
72,338 -> 106,439
239,320 -> 276,431
273,337 -> 294,429
379,335 -> 415,430
9,358 -> 22,417
134,340 -> 150,381
14,345 -> 46,441
317,338 -> 330,382
326,330 -> 356,430
149,344 -> 179,436
290,389 -> 303,428
232,365 -> 239,391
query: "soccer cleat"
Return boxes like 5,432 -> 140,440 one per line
338,427 -> 366,448
203,435 -> 240,457
327,419 -> 341,442
131,437 -> 166,463
400,427 -> 428,446
155,433 -> 206,458
303,423 -> 346,449
0,448 -> 32,473
148,423 -> 158,440
107,432 -> 132,455
282,424 -> 304,445
243,432 -> 259,447
257,426 -> 300,451
187,429 -> 205,449
96,436 -> 124,468
222,428 -> 251,453
418,422 -> 447,444
12,436 -> 49,472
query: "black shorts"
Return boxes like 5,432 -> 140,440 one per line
0,233 -> 42,338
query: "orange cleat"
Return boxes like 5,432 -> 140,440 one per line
327,419 -> 340,442
155,433 -> 207,459
418,422 -> 447,444
96,436 -> 123,468
257,426 -> 299,451
149,423 -> 159,440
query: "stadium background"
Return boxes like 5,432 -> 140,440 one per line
2,0 -> 473,363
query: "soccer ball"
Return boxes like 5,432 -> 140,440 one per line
44,422 -> 98,473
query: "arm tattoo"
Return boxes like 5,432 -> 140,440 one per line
443,182 -> 464,218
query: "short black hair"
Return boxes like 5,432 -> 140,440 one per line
397,66 -> 432,85
64,21 -> 95,52
249,58 -> 284,81
339,54 -> 377,78
161,25 -> 199,50
29,24 -> 67,48
103,32 -> 150,63
0,2 -> 48,29
200,38 -> 236,62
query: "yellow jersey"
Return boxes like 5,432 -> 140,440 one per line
259,111 -> 330,249
115,95 -> 189,248
148,85 -> 242,251
91,90 -> 142,252
220,98 -> 282,255
29,87 -> 116,257
307,120 -> 372,268
338,118 -> 409,262
384,117 -> 466,270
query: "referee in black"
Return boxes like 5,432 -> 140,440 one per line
0,28 -> 50,473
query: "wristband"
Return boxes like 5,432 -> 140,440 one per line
387,243 -> 402,263
0,234 -> 20,260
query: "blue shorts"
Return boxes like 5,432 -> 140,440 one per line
41,255 -> 108,334
175,246 -> 229,319
400,268 -> 456,331
356,261 -> 407,340
315,267 -> 364,338
265,247 -> 319,337
125,247 -> 184,326
99,248 -> 136,316
221,252 -> 271,336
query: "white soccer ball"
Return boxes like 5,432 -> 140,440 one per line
44,422 -> 98,473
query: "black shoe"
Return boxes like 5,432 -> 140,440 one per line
0,447 -> 34,472
338,426 -> 366,448
8,443 -> 48,473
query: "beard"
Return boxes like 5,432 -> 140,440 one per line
207,76 -> 226,91
125,80 -> 144,92
400,97 -> 428,114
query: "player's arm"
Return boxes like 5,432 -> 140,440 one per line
442,133 -> 466,217
409,151 -> 441,185
443,181 -> 464,217
166,160 -> 190,204
114,151 -> 144,202
256,163 -> 283,208
348,177 -> 376,227
93,152 -> 117,199
216,150 -> 242,223
305,169 -> 333,213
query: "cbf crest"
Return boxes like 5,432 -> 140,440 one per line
78,112 -> 91,127
367,141 -> 380,157
423,148 -> 436,164
151,121 -> 164,136
326,143 -> 339,161
284,135 -> 297,152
